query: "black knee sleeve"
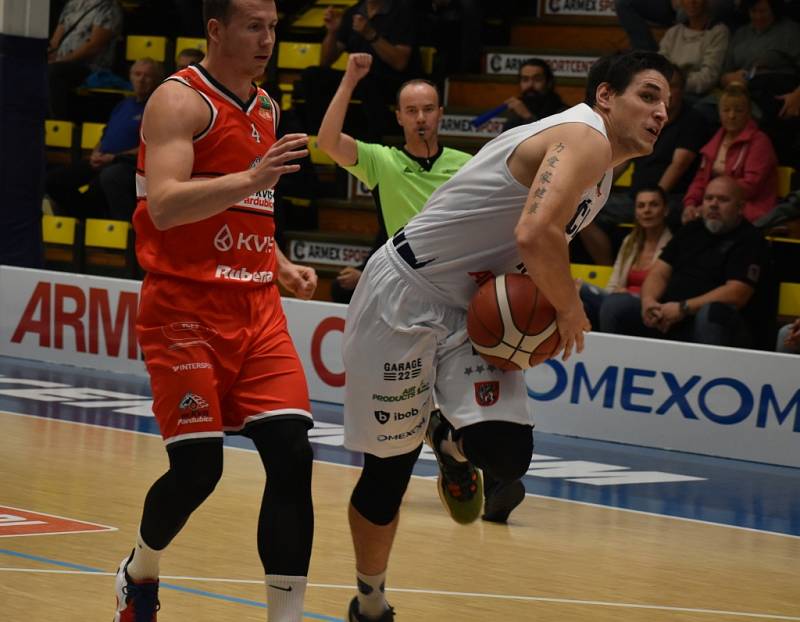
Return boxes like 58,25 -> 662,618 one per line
461,421 -> 533,483
250,419 -> 314,492
168,440 -> 224,504
350,446 -> 421,526
141,439 -> 223,549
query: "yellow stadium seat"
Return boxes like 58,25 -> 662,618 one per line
42,214 -> 79,245
85,219 -> 130,250
45,120 -> 76,148
778,282 -> 800,317
80,122 -> 106,150
420,46 -> 436,75
84,219 -> 137,277
126,35 -> 168,62
614,162 -> 634,188
778,166 -> 795,198
293,7 -> 328,28
42,215 -> 83,271
308,136 -> 336,166
278,42 -> 347,71
570,263 -> 613,288
278,42 -> 321,69
175,36 -> 207,58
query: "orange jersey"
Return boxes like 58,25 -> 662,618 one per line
133,65 -> 281,287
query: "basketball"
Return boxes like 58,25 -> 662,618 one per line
467,273 -> 561,370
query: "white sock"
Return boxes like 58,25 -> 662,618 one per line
126,531 -> 162,581
356,570 -> 388,618
440,430 -> 467,463
266,574 -> 307,622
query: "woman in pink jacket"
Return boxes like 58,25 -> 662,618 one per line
682,84 -> 778,223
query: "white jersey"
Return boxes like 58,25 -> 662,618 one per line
389,103 -> 613,308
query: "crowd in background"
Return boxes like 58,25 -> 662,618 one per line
41,0 -> 800,353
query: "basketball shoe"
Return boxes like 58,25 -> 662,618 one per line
113,550 -> 160,622
347,596 -> 395,621
425,409 -> 483,524
482,472 -> 526,523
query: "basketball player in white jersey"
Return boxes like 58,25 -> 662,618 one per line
341,51 -> 672,622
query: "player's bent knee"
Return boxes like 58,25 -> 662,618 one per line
251,419 -> 314,490
167,440 -> 224,507
351,446 -> 421,526
462,421 -> 533,482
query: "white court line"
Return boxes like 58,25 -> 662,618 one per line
2,410 -> 800,542
0,567 -> 798,621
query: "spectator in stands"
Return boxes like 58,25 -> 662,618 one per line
776,318 -> 800,353
47,0 -> 123,119
416,0 -> 483,79
600,176 -> 764,348
615,0 -> 735,51
317,53 -> 471,304
755,189 -> 799,230
176,47 -> 205,70
300,0 -> 417,140
580,187 -> 672,328
658,0 -> 729,98
683,84 -> 778,224
45,58 -> 163,221
720,0 -> 800,163
502,58 -> 567,131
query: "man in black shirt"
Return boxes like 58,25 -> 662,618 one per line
599,176 -> 763,347
300,0 -> 417,140
502,58 -> 567,131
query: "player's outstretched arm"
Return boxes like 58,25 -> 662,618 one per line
144,82 -> 308,231
514,123 -> 611,360
317,53 -> 372,167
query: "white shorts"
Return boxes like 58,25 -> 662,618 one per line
343,245 -> 534,458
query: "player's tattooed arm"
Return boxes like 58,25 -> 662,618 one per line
527,144 -> 564,215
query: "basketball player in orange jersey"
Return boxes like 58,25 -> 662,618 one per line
112,2 -> 317,621
341,51 -> 671,621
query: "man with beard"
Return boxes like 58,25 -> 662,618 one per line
503,58 -> 567,131
599,175 -> 764,347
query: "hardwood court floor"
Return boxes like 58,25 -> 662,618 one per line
1,411 -> 799,622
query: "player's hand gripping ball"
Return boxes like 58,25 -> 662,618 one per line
467,274 -> 561,370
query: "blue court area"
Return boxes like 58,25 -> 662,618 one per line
1,355 -> 798,538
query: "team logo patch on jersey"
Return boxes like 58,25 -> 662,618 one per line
374,410 -> 391,425
474,381 -> 500,407
179,392 -> 209,411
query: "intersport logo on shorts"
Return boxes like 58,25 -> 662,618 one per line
214,265 -> 273,283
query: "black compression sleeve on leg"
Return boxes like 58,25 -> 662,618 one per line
350,446 -> 422,526
460,421 -> 533,483
250,419 -> 314,576
139,439 -> 224,550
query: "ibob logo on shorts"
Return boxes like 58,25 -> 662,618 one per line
373,408 -> 420,425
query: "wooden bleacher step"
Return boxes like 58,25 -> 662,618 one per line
317,198 -> 378,236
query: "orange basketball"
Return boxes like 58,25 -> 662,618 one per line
467,273 -> 561,370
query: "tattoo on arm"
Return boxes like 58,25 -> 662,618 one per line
527,144 -> 564,215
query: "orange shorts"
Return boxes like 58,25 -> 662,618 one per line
137,274 -> 312,446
